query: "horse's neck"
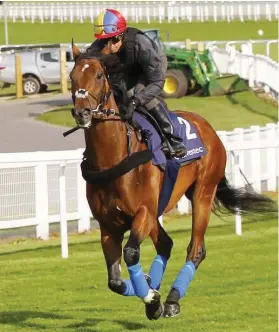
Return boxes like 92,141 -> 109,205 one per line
85,96 -> 127,170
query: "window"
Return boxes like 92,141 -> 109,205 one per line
40,50 -> 74,62
40,51 -> 59,62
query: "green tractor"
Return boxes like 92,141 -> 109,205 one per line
144,29 -> 248,98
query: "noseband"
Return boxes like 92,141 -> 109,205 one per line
74,88 -> 116,117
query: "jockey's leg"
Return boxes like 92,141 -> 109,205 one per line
134,82 -> 187,158
147,100 -> 187,158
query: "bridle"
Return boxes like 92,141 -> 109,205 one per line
71,55 -> 121,122
65,54 -> 134,155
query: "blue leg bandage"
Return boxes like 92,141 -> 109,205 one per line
122,279 -> 136,296
172,261 -> 196,298
148,254 -> 168,290
126,262 -> 149,298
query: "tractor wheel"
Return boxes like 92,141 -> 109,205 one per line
162,69 -> 188,98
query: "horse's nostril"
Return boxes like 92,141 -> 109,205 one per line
83,108 -> 91,117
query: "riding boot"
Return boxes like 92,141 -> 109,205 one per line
149,103 -> 187,158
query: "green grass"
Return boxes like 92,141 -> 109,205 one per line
36,90 -> 278,131
0,20 -> 278,60
0,214 -> 277,332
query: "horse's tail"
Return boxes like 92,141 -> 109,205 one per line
213,177 -> 277,216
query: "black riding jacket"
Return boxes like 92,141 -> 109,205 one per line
86,27 -> 166,107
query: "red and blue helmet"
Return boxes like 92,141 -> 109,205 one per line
94,9 -> 127,39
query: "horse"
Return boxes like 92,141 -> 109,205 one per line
67,42 -> 276,320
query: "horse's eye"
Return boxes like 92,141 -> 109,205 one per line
97,72 -> 103,79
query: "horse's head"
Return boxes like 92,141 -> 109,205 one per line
70,42 -> 120,127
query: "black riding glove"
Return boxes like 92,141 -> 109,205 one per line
122,98 -> 140,121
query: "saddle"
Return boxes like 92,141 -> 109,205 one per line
131,106 -> 173,158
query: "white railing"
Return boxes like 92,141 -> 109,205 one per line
0,123 -> 278,251
209,45 -> 279,98
0,149 -> 91,243
0,1 -> 278,23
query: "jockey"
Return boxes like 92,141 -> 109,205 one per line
87,8 -> 187,158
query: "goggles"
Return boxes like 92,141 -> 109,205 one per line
109,34 -> 123,44
94,24 -> 118,36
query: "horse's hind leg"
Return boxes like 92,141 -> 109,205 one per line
148,221 -> 173,290
164,183 -> 218,318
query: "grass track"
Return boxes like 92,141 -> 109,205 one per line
0,214 -> 277,332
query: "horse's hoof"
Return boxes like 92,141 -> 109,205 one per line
163,302 -> 180,318
145,290 -> 163,320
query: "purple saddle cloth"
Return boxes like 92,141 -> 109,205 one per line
133,111 -> 207,166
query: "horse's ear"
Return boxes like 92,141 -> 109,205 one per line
71,38 -> 81,60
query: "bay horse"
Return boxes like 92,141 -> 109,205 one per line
67,43 -> 276,320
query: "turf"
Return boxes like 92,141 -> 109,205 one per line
0,214 -> 277,332
36,90 -> 278,131
0,20 -> 278,60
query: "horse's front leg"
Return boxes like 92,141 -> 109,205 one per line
100,226 -> 128,295
123,206 -> 163,320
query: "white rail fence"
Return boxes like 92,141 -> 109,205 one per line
0,123 -> 278,255
0,1 -> 278,23
209,45 -> 279,98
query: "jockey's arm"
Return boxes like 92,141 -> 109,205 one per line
133,34 -> 166,106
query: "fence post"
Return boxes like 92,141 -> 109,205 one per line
266,123 -> 277,191
197,42 -> 205,52
177,195 -> 190,215
15,54 -> 23,99
158,216 -> 163,227
35,162 -> 49,240
60,48 -> 68,94
59,162 -> 68,258
77,164 -> 91,233
231,152 -> 242,236
250,125 -> 261,191
213,3 -> 217,22
233,128 -> 245,186
235,209 -> 242,236
185,38 -> 191,50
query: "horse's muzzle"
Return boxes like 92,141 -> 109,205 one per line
71,108 -> 91,126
